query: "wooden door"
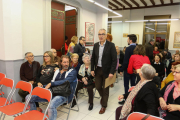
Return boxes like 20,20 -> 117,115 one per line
51,2 -> 65,57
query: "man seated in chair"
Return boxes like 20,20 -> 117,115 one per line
27,55 -> 77,120
19,52 -> 40,102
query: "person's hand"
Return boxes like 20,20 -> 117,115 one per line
29,81 -> 34,84
91,71 -> 95,77
109,74 -> 113,79
45,83 -> 51,89
167,104 -> 180,112
155,73 -> 158,76
159,97 -> 167,110
120,72 -> 123,76
119,64 -> 121,67
54,67 -> 59,72
118,95 -> 124,101
82,77 -> 86,82
37,82 -> 43,87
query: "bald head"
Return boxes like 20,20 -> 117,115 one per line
50,48 -> 57,57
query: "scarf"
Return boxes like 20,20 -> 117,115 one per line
78,64 -> 91,77
70,61 -> 78,68
120,80 -> 150,119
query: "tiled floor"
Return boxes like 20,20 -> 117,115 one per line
2,77 -> 124,120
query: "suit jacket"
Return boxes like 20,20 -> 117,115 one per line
145,43 -> 154,61
74,43 -> 85,64
91,40 -> 117,78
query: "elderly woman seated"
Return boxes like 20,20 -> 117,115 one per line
116,64 -> 159,120
159,64 -> 180,120
70,53 -> 81,72
72,54 -> 95,110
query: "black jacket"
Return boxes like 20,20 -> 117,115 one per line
119,44 -> 136,72
91,40 -> 117,78
119,50 -> 124,65
74,43 -> 85,64
145,43 -> 154,61
124,81 -> 159,116
159,81 -> 180,120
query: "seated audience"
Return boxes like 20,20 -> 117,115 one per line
127,45 -> 150,84
27,55 -> 77,120
151,54 -> 165,80
159,64 -> 180,120
116,64 -> 159,120
70,53 -> 81,72
153,46 -> 160,56
85,48 -> 90,54
73,54 -> 95,110
161,61 -> 180,89
74,36 -> 86,64
51,49 -> 60,66
19,52 -> 40,111
36,51 -> 59,88
167,53 -> 180,75
66,36 -> 78,57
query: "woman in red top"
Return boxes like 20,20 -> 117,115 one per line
128,45 -> 150,84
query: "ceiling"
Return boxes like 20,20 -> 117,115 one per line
108,0 -> 180,10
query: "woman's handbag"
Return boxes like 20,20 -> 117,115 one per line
50,81 -> 71,97
83,76 -> 94,87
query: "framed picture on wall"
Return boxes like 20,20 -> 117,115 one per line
173,32 -> 180,48
85,22 -> 95,46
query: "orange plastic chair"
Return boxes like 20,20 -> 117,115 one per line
0,78 -> 14,107
0,73 -> 6,96
127,112 -> 163,120
128,86 -> 135,92
14,87 -> 52,120
0,81 -> 32,120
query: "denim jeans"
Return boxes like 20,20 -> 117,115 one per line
26,95 -> 67,120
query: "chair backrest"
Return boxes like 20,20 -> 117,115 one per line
31,87 -> 52,102
68,78 -> 78,103
0,78 -> 14,89
15,81 -> 32,94
128,86 -> 135,92
127,112 -> 163,120
0,73 -> 6,81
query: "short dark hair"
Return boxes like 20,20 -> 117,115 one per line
154,54 -> 162,62
133,45 -> 146,56
65,36 -> 68,40
79,36 -> 85,40
60,55 -> 70,68
127,34 -> 137,43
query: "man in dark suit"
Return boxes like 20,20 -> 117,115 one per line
74,36 -> 86,64
145,39 -> 154,62
91,29 -> 117,114
119,34 -> 137,95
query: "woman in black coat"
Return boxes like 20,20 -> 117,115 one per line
116,64 -> 159,120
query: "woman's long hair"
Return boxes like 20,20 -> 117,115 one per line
42,51 -> 55,68
133,45 -> 146,56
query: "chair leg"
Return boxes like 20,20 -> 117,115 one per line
1,114 -> 6,120
0,112 -> 3,119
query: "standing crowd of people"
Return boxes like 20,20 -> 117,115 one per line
18,28 -> 180,120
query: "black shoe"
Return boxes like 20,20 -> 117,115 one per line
71,100 -> 77,108
88,104 -> 93,111
118,100 -> 125,105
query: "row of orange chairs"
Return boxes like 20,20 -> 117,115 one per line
0,73 -> 52,120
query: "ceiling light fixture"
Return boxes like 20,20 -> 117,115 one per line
108,16 -> 122,18
150,19 -> 179,21
87,0 -> 122,17
125,20 -> 148,22
108,21 -> 122,23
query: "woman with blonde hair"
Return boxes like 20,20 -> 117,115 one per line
70,53 -> 81,72
66,36 -> 78,57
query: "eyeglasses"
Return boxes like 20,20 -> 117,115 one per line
173,71 -> 180,74
53,52 -> 57,53
43,56 -> 50,58
28,55 -> 34,58
98,34 -> 106,36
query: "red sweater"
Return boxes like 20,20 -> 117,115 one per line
127,55 -> 150,74
153,50 -> 159,56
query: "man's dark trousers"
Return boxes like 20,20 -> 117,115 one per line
123,70 -> 136,93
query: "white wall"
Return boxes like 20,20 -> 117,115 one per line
110,5 -> 180,51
